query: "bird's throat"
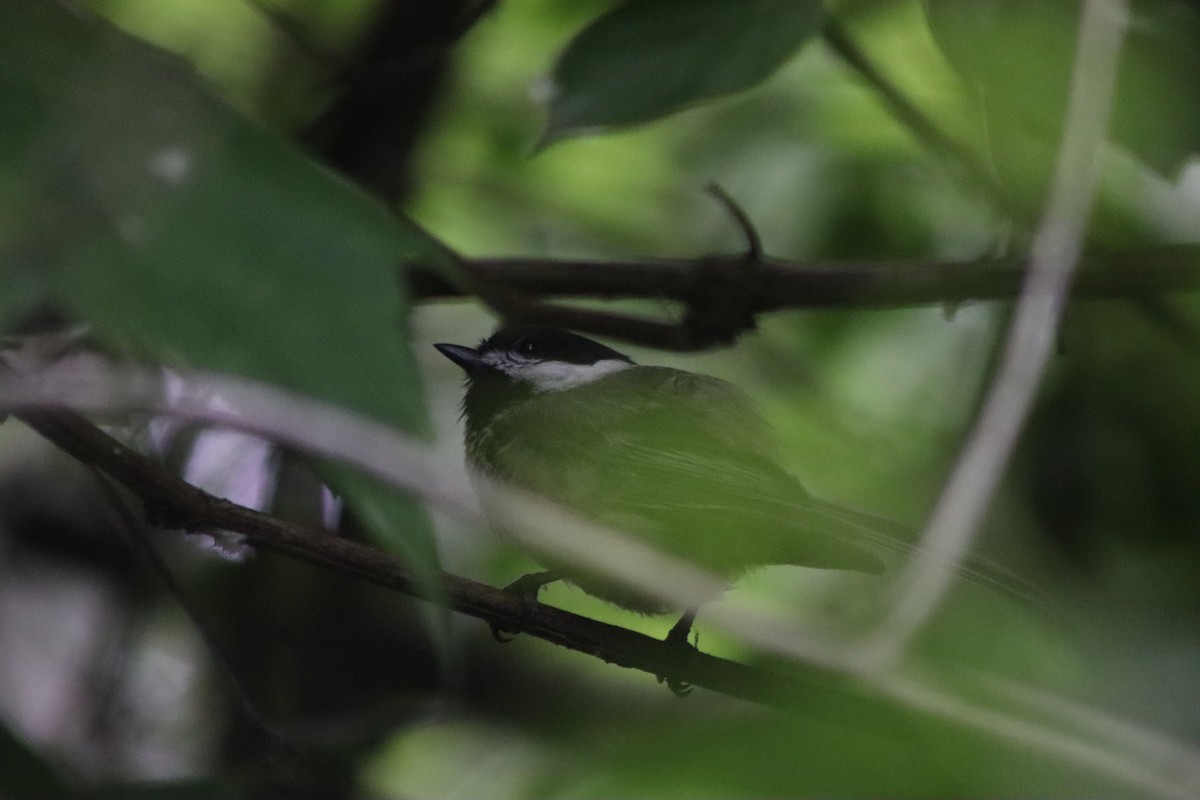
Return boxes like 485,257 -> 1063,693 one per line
462,374 -> 534,457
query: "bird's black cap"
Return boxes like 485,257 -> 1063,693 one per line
435,327 -> 634,373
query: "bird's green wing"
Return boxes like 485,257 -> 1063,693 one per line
488,367 -> 887,575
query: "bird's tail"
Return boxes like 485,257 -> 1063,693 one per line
806,498 -> 1041,606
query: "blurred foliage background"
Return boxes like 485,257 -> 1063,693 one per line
1,0 -> 1199,797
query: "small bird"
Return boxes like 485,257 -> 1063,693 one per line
436,326 -> 1019,644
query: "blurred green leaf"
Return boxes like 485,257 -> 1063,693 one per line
89,778 -> 242,800
554,695 -> 1144,798
0,0 -> 451,569
368,674 -> 1146,799
0,722 -> 73,799
923,0 -> 1200,198
543,0 -> 825,144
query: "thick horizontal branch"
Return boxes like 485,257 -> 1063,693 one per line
406,245 -> 1200,351
15,408 -> 832,705
409,244 -> 1200,309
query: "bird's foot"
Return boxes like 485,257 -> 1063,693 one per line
490,570 -> 561,643
657,610 -> 699,697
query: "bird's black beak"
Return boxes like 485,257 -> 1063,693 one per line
434,343 -> 487,374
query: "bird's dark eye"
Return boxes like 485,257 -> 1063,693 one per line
516,337 -> 541,358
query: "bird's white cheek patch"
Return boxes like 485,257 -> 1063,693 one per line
526,359 -> 632,392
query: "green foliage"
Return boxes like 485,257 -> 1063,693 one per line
2,0 -> 1199,798
0,0 -> 451,566
924,0 -> 1200,208
89,779 -> 243,800
0,722 -> 74,798
365,667 -> 1140,798
543,0 -> 826,143
0,0 -> 438,427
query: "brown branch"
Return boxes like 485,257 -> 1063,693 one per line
407,245 -> 1200,348
14,408 -> 833,705
413,246 -> 1200,306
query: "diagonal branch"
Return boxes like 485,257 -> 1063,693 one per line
14,407 -> 812,705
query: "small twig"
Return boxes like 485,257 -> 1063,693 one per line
705,184 -> 763,261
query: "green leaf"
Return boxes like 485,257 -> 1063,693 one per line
89,778 -> 243,800
0,722 -> 74,799
0,0 -> 451,578
923,0 -> 1200,187
558,697 -> 1144,797
543,0 -> 825,144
